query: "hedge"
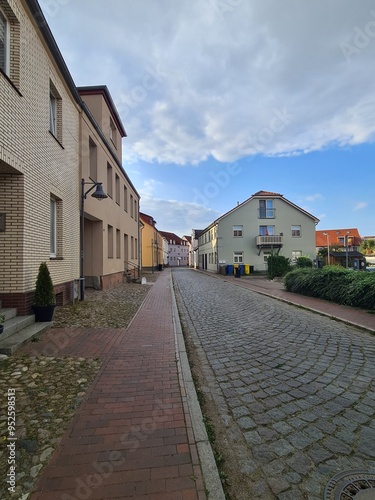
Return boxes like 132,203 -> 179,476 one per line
284,266 -> 375,310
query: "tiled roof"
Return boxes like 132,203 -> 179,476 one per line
316,228 -> 361,247
140,212 -> 157,226
159,231 -> 184,244
252,190 -> 283,197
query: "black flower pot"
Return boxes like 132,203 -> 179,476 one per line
0,325 -> 4,334
33,304 -> 56,322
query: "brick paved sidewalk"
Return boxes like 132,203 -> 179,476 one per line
30,269 -> 206,500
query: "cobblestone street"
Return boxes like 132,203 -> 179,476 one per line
172,268 -> 375,499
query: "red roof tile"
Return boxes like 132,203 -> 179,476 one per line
252,190 -> 283,197
316,228 -> 361,247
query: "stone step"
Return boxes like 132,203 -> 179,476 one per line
1,314 -> 36,340
0,322 -> 52,355
1,308 -> 18,321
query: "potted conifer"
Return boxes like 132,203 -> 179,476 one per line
33,262 -> 56,322
0,314 -> 5,334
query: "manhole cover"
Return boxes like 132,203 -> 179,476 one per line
324,470 -> 375,500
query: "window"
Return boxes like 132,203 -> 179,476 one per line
130,194 -> 134,218
107,164 -> 113,198
116,229 -> 121,258
233,225 -> 243,237
0,5 -> 19,87
134,238 -> 138,259
263,251 -> 271,262
108,225 -> 113,258
0,9 -> 8,74
259,199 -> 275,218
124,233 -> 129,262
50,94 -> 56,135
134,199 -> 137,221
89,138 -> 97,181
233,252 -> 243,263
115,174 -> 120,205
49,81 -> 62,141
259,225 -> 274,236
124,185 -> 128,211
291,250 -> 302,263
291,225 -> 301,237
109,117 -> 117,147
131,236 -> 134,259
50,196 -> 62,258
50,198 -> 56,257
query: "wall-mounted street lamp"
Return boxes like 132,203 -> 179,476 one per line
323,232 -> 330,265
80,178 -> 107,301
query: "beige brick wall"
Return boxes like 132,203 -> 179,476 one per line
0,0 -> 80,295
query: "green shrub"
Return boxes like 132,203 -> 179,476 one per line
284,266 -> 375,310
296,256 -> 313,268
34,262 -> 56,306
267,255 -> 292,279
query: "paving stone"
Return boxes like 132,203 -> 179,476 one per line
358,426 -> 375,457
323,436 -> 352,455
172,269 -> 375,500
268,475 -> 290,495
307,445 -> 333,464
270,438 -> 295,457
272,421 -> 293,436
237,415 -> 257,430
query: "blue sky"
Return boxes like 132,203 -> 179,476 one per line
40,0 -> 375,237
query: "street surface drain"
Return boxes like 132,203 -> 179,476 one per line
324,470 -> 375,499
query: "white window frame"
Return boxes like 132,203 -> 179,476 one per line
233,225 -> 243,237
263,251 -> 271,263
291,225 -> 301,237
233,251 -> 243,263
0,8 -> 9,75
50,198 -> 57,257
259,199 -> 275,218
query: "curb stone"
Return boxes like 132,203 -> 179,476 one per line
171,279 -> 226,500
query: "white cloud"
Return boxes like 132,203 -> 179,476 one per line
42,0 -> 375,166
354,201 -> 368,210
141,196 -> 220,236
304,194 -> 324,202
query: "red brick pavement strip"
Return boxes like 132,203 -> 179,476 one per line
29,270 -> 207,500
202,271 -> 375,333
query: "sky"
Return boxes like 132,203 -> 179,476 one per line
39,0 -> 375,237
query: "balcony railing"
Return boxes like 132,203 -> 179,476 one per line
256,235 -> 283,246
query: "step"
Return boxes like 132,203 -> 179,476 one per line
1,308 -> 18,321
0,322 -> 52,355
1,314 -> 35,340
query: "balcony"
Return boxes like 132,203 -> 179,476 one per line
256,235 -> 283,255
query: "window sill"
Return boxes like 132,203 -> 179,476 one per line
0,69 -> 22,96
48,130 -> 64,148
